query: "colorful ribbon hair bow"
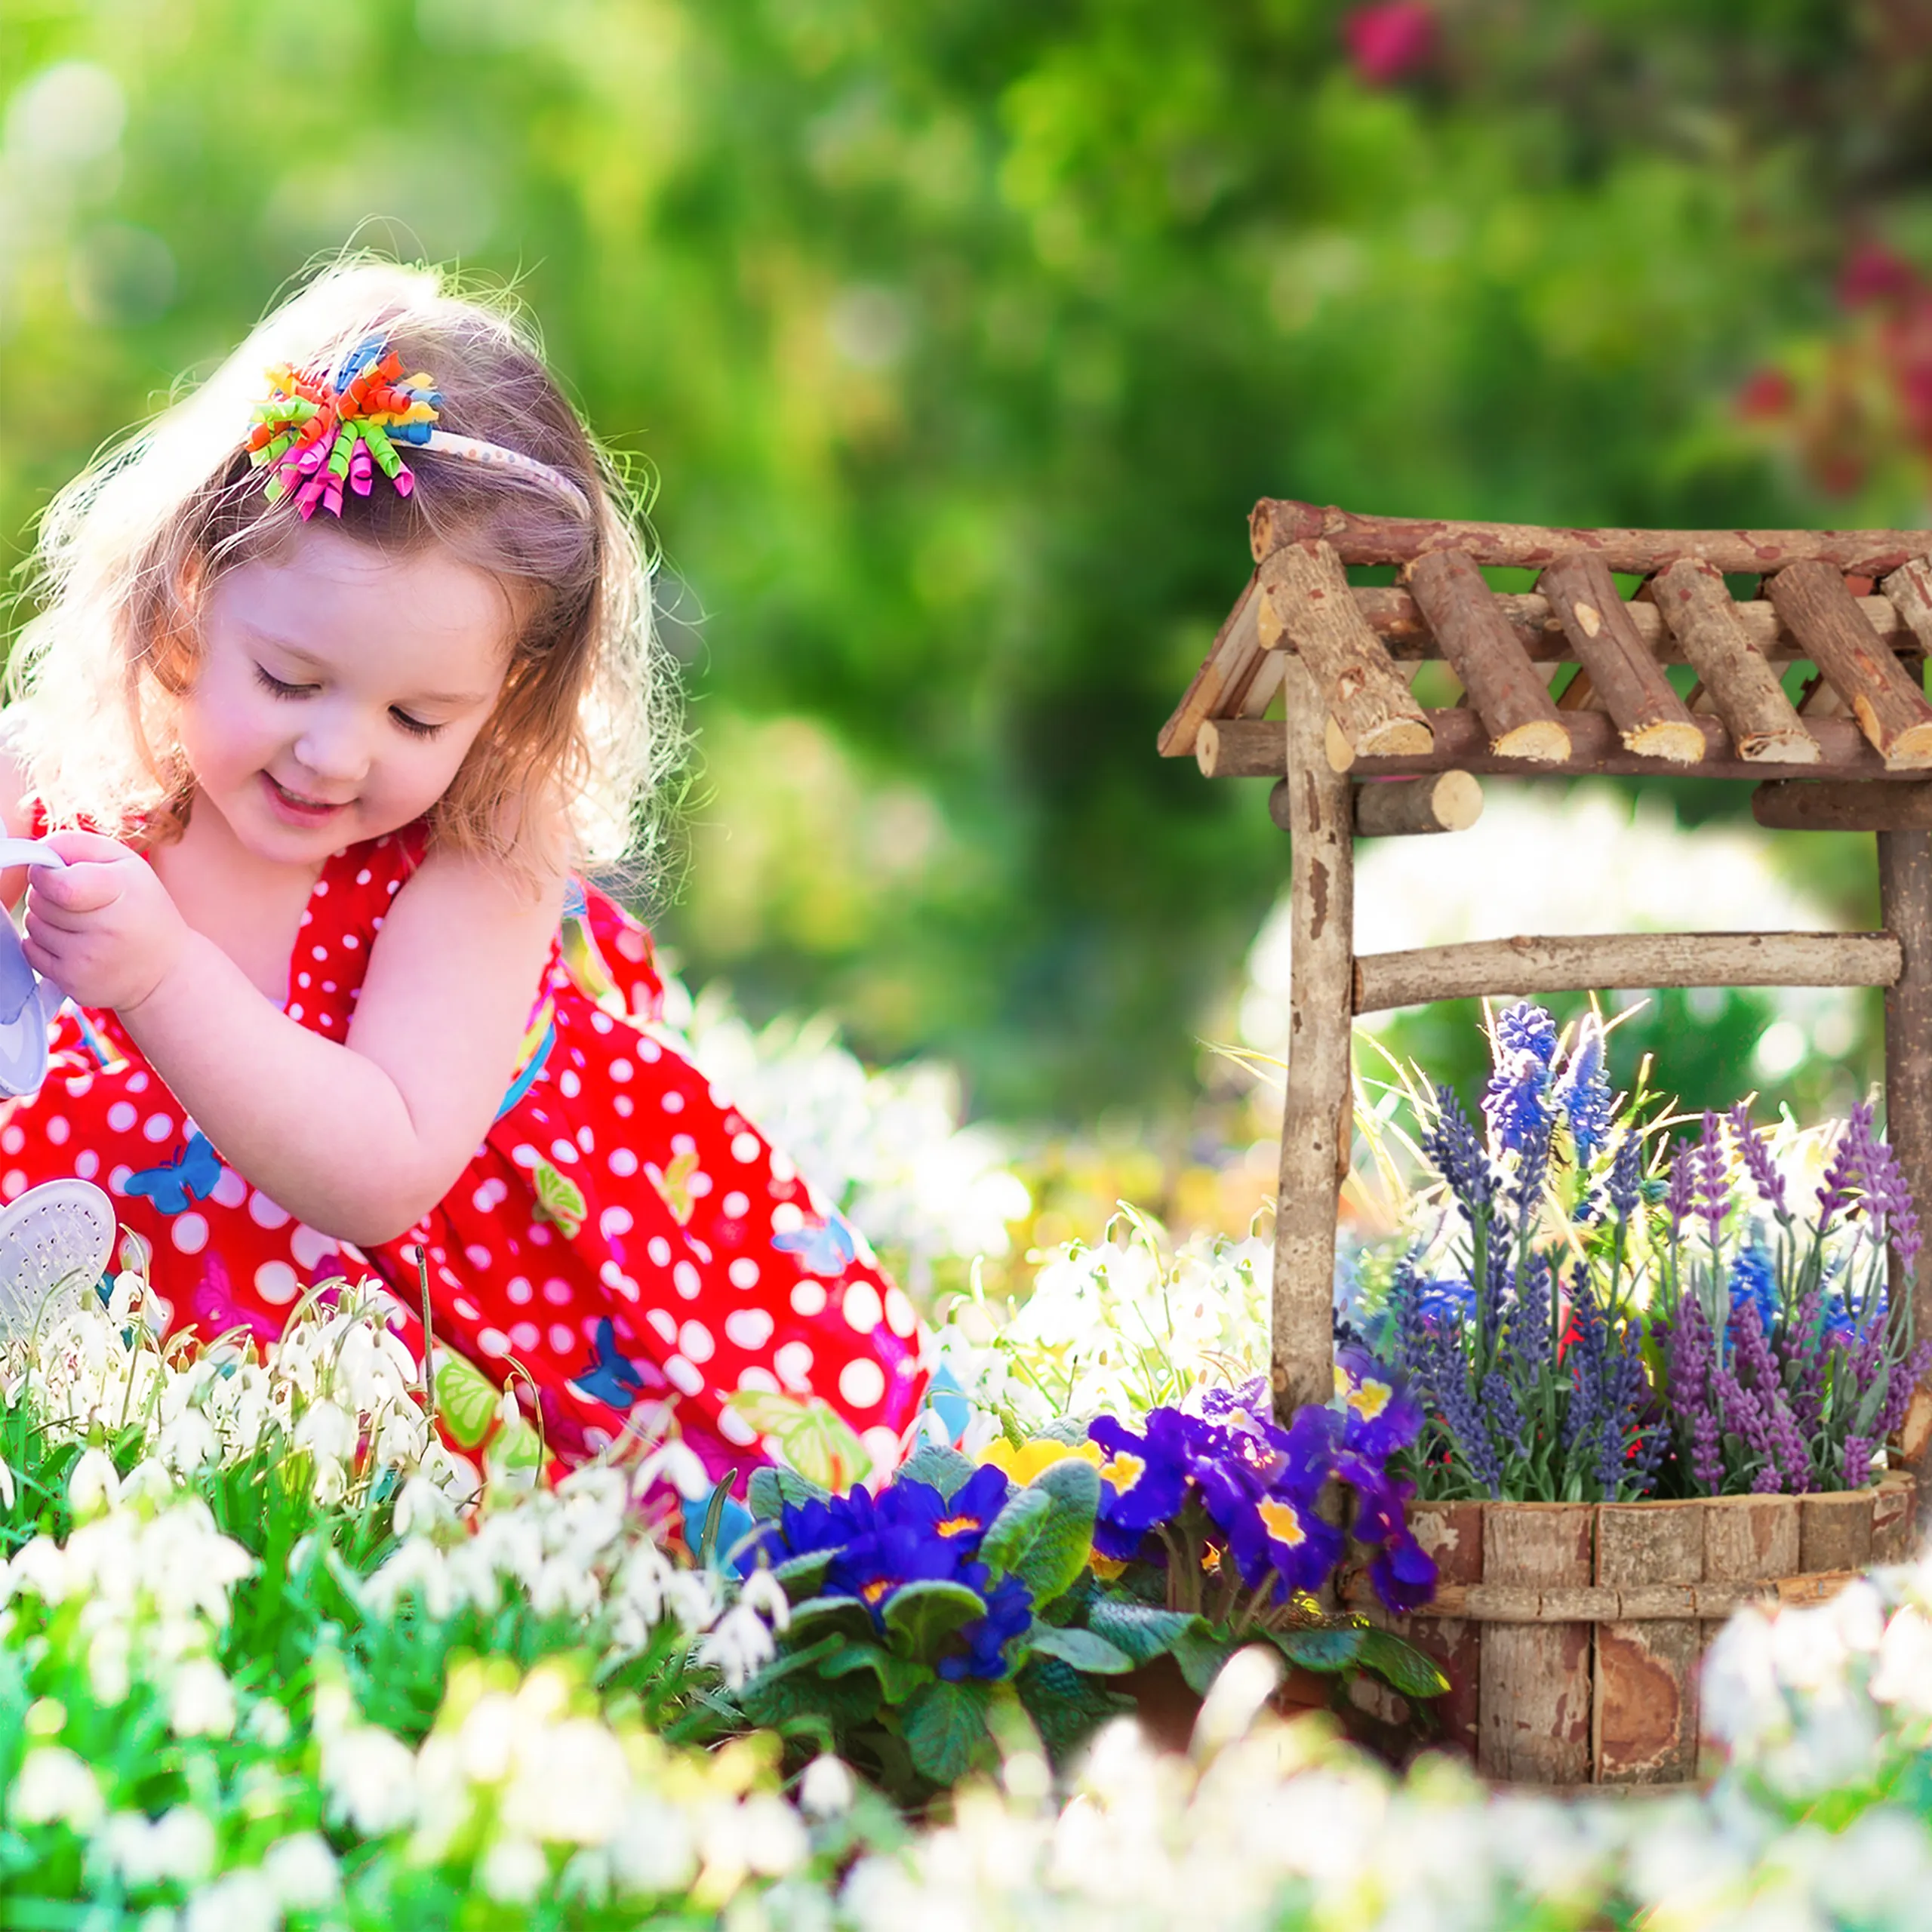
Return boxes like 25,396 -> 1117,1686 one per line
246,340 -> 441,521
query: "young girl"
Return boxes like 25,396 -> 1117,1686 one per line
0,260 -> 924,1481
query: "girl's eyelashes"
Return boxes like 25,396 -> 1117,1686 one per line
254,663 -> 444,739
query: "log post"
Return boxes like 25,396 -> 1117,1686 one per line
1767,561 -> 1932,768
1271,771 -> 1484,838
1539,552 -> 1704,761
1273,652 -> 1353,1421
1878,557 -> 1932,662
1256,541 -> 1435,761
1753,781 -> 1932,832
1648,558 -> 1820,763
1877,826 -> 1932,1519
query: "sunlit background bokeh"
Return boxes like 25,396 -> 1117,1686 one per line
6,1 -> 1932,1250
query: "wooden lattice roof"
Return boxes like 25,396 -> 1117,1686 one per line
1162,502 -> 1932,802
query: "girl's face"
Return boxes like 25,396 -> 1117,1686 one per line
183,523 -> 514,864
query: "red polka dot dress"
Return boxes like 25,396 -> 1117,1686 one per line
0,826 -> 928,1480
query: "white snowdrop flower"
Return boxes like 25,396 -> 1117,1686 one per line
106,1270 -> 144,1325
798,1755 -> 855,1818
242,1699 -> 293,1751
0,1454 -> 14,1511
392,1473 -> 458,1541
739,1793 -> 810,1877
528,1554 -> 601,1622
421,1441 -> 482,1508
169,1657 -> 236,1739
634,1439 -> 712,1502
739,1565 -> 792,1632
665,1567 -> 722,1632
1870,1604 -> 1932,1716
261,1830 -> 341,1908
120,1458 -> 177,1506
99,1806 -> 218,1887
697,1601 -> 778,1688
67,1446 -> 120,1518
309,1455 -> 348,1507
88,1624 -> 131,1706
182,1867 -> 279,1932
11,1746 -> 104,1829
481,1835 -> 550,1903
155,1407 -> 221,1475
321,1724 -> 420,1837
293,1398 -> 355,1464
608,1795 -> 698,1895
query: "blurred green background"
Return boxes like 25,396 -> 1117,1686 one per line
5,0 -> 1932,1152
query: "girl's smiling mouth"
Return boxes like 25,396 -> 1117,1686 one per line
262,774 -> 350,823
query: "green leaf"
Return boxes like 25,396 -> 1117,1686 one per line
882,1578 -> 987,1659
433,1355 -> 499,1450
977,1485 -> 1051,1577
902,1678 -> 993,1785
1010,1458 -> 1100,1604
1086,1598 -> 1201,1666
1171,1626 -> 1238,1696
820,1639 -> 931,1703
1358,1627 -> 1451,1700
1025,1624 -> 1135,1675
897,1444 -> 979,1498
787,1595 -> 877,1643
771,1548 -> 833,1596
1271,1625 -> 1365,1675
748,1466 -> 829,1522
532,1159 -> 586,1238
1014,1657 -> 1136,1765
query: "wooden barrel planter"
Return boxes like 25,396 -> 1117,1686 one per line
1346,1473 -> 1918,1786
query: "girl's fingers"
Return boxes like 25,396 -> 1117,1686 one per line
42,830 -> 135,866
29,865 -> 123,915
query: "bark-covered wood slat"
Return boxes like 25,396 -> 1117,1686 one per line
1352,931 -> 1902,1014
1157,573 -> 1264,756
1767,560 -> 1932,768
1594,1503 -> 1702,1784
1478,1506 -> 1594,1783
1752,781 -> 1932,832
1648,558 -> 1820,764
1191,709 -> 1905,781
1248,498 -> 1932,578
1540,552 -> 1704,761
1256,541 -> 1434,759
1879,557 -> 1932,662
1272,656 -> 1355,1421
1404,549 -> 1571,759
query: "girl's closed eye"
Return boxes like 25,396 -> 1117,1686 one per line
253,664 -> 310,700
389,708 -> 444,740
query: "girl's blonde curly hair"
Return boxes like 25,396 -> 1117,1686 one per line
8,258 -> 678,887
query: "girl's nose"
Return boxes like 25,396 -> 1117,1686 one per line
293,712 -> 371,789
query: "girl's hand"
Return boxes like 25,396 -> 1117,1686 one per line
22,832 -> 191,1014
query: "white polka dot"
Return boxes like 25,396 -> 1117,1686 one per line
64,1075 -> 94,1099
774,1340 -> 814,1390
170,1213 -> 209,1255
320,1014 -> 333,1029
728,1257 -> 761,1290
300,910 -> 313,926
472,1178 -> 509,1213
790,1281 -> 826,1317
861,1426 -> 901,1474
465,1244 -> 492,1270
249,1191 -> 291,1230
107,1164 -> 131,1196
660,1091 -> 685,1113
737,1365 -> 779,1395
125,1072 -> 149,1096
298,973 -> 312,989
254,1261 -> 299,1305
357,868 -> 371,885
599,1206 -> 632,1238
43,1115 -> 68,1147
386,879 -> 398,895
576,1125 -> 595,1154
718,1408 -> 759,1447
724,1308 -> 774,1351
885,1288 -> 918,1337
312,946 -> 328,961
558,1069 -> 581,1099
671,1134 -> 697,1156
478,1328 -> 512,1358
106,1101 -> 137,1134
638,1038 -> 661,1061
838,1358 -> 886,1409
506,1276 -> 534,1305
678,1320 -> 715,1362
511,1143 -> 542,1169
211,1168 -> 248,1209
322,980 -> 336,993
646,1307 -> 677,1344
548,1138 -> 578,1166
142,1112 -> 174,1144
610,1059 -> 632,1084
510,1321 -> 541,1352
454,1297 -> 481,1321
343,936 -> 358,950
771,1202 -> 805,1235
688,1237 -> 712,1264
0,1126 -> 20,1156
613,1097 -> 633,1118
672,1261 -> 701,1300
842,1282 -> 883,1334
1,1171 -> 23,1200
664,1354 -> 703,1396
549,1323 -> 575,1353
527,1223 -> 552,1246
721,1191 -> 749,1219
647,1236 -> 672,1267
288,1004 -> 303,1020
609,1148 -> 638,1178
770,1151 -> 795,1183
74,1150 -> 98,1180
543,1277 -> 574,1306
290,1225 -> 337,1272
312,880 -> 328,897
687,1170 -> 712,1198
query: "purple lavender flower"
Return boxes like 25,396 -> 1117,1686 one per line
1660,1297 -> 1726,1494
1423,1087 -> 1496,1213
1607,1131 -> 1644,1221
1817,1102 -> 1878,1229
1729,1101 -> 1789,1220
1727,1244 -> 1777,1339
1484,1004 -> 1555,1158
1665,1143 -> 1697,1240
1842,1436 -> 1874,1488
1557,1022 -> 1613,1164
1696,1111 -> 1729,1253
1495,1002 -> 1559,1066
1862,1131 -> 1922,1275
1878,1339 -> 1932,1440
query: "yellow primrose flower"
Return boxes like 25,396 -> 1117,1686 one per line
1089,1549 -> 1128,1581
977,1437 -> 1103,1484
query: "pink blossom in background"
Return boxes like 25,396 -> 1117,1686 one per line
1838,240 -> 1918,310
1342,2 -> 1437,87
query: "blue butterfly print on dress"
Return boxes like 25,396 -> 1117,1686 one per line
125,1132 -> 221,1216
566,1316 -> 651,1409
771,1211 -> 860,1278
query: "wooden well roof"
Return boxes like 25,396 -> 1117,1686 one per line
1162,501 -> 1932,800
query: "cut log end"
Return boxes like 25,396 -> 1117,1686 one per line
1351,770 -> 1485,838
1324,715 -> 1357,773
1623,719 -> 1707,763
1491,719 -> 1573,762
1354,717 -> 1435,759
1429,769 -> 1484,830
1194,720 -> 1223,777
1878,715 -> 1932,770
1738,729 -> 1824,765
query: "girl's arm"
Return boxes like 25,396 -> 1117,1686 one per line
24,837 -> 565,1245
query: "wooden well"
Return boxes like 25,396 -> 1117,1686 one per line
1164,504 -> 1932,1783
